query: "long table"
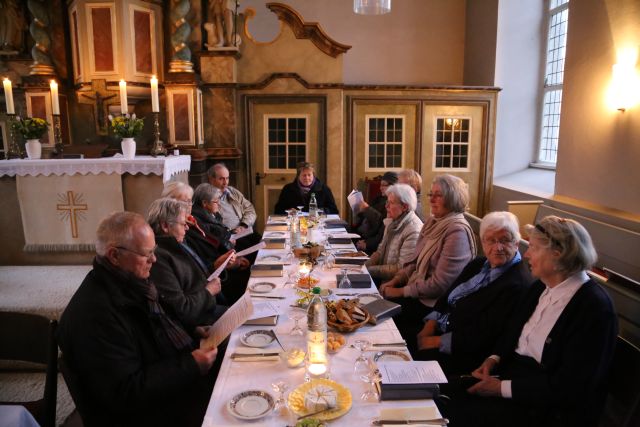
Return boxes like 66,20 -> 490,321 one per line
202,217 -> 441,426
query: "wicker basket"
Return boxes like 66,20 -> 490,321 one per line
327,309 -> 371,333
293,244 -> 324,260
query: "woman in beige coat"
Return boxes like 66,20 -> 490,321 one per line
365,184 -> 423,285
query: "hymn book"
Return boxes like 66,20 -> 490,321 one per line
200,291 -> 253,350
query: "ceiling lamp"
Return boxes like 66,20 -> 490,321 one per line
354,0 -> 391,15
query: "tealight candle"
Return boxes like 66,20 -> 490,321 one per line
308,363 -> 327,376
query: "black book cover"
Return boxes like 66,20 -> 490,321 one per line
336,273 -> 372,288
334,257 -> 367,266
363,298 -> 401,324
328,237 -> 352,244
377,382 -> 440,401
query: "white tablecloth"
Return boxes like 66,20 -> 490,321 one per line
202,216 -> 441,426
0,155 -> 191,183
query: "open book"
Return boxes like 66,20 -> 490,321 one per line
200,291 -> 254,350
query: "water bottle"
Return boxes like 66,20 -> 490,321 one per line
309,193 -> 318,220
289,214 -> 301,248
306,287 -> 329,380
338,268 -> 352,289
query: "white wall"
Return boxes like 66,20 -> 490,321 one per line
241,0 -> 466,85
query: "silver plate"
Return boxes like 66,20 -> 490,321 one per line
241,330 -> 276,348
249,282 -> 277,293
373,350 -> 411,362
227,390 -> 275,420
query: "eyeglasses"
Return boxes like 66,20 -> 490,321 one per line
210,199 -> 220,204
482,238 -> 515,247
116,245 -> 157,260
171,221 -> 189,229
535,224 -> 563,249
427,192 -> 443,199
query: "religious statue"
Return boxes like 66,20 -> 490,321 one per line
205,0 -> 239,49
0,0 -> 27,52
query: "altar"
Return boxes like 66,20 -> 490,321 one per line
0,156 -> 190,265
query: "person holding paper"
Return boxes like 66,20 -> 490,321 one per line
148,198 -> 229,330
447,216 -> 617,427
58,212 -> 219,427
365,183 -> 423,284
379,174 -> 476,353
354,171 -> 398,254
273,161 -> 339,215
415,211 -> 532,374
192,183 -> 234,252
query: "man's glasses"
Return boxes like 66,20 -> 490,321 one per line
116,245 -> 157,260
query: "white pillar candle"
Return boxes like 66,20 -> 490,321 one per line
3,78 -> 15,114
50,80 -> 60,115
150,76 -> 159,112
119,80 -> 128,114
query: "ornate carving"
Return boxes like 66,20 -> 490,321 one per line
266,3 -> 351,58
169,0 -> 194,73
27,0 -> 55,75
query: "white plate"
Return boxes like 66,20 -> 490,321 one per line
373,350 -> 411,362
227,390 -> 274,420
259,255 -> 282,262
241,330 -> 275,347
249,282 -> 277,293
265,231 -> 286,237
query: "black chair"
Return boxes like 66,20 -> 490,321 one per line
0,311 -> 58,427
600,336 -> 640,427
58,354 -> 94,426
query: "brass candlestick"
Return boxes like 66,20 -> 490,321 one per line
149,112 -> 166,156
5,114 -> 23,159
52,114 -> 63,158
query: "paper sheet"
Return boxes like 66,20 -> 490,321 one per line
378,361 -> 448,384
235,241 -> 266,257
247,301 -> 279,320
347,189 -> 364,214
229,226 -> 253,242
207,253 -> 233,281
200,291 -> 254,350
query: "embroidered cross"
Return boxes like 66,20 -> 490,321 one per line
57,191 -> 88,238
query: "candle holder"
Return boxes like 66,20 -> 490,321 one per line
149,112 -> 166,157
52,114 -> 63,158
5,114 -> 23,159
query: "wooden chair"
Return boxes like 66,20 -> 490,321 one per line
599,336 -> 640,427
0,311 -> 58,427
59,354 -> 92,426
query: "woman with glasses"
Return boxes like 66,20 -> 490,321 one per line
192,183 -> 234,252
415,211 -> 532,374
380,174 -> 477,352
364,183 -> 423,285
148,197 -> 228,330
446,216 -> 617,427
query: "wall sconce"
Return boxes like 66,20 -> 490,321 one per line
607,47 -> 640,112
354,0 -> 391,15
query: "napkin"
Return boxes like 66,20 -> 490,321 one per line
378,406 -> 439,426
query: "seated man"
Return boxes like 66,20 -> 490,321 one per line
57,212 -> 219,427
207,163 -> 256,232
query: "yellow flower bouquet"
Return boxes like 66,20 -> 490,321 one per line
12,117 -> 49,139
108,113 -> 144,138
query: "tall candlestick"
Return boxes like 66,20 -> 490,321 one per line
150,76 -> 159,112
50,80 -> 60,115
3,78 -> 15,114
119,80 -> 128,114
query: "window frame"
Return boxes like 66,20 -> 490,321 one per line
263,114 -> 310,173
431,115 -> 472,172
364,114 -> 406,172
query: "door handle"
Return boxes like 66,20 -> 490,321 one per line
255,172 -> 267,185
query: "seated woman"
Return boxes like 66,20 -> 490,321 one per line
379,174 -> 477,352
148,197 -> 227,330
274,162 -> 339,215
399,168 -> 425,222
354,171 -> 398,254
192,183 -> 235,252
364,183 -> 423,285
415,211 -> 532,375
446,216 -> 618,427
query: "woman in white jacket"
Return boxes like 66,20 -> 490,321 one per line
365,184 -> 423,285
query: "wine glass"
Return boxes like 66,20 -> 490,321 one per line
338,268 -> 352,289
322,251 -> 335,271
271,377 -> 289,412
359,359 -> 381,402
284,266 -> 298,288
289,309 -> 306,336
352,338 -> 371,375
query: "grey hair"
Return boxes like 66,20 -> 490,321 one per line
385,183 -> 417,212
95,211 -> 147,256
432,174 -> 469,213
161,181 -> 193,200
480,211 -> 521,242
193,183 -> 221,207
524,215 -> 598,274
398,169 -> 422,193
207,163 -> 228,179
146,198 -> 189,234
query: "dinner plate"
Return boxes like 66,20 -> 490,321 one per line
265,231 -> 286,237
258,254 -> 282,262
241,330 -> 275,347
227,390 -> 274,420
373,350 -> 411,362
249,282 -> 277,293
288,379 -> 352,421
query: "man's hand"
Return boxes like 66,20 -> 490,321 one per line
467,375 -> 501,397
232,225 -> 247,234
213,250 -> 236,270
205,277 -> 222,296
191,347 -> 218,374
355,240 -> 367,251
472,357 -> 498,378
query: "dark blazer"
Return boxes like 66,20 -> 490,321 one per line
150,235 -> 219,330
354,195 -> 388,254
496,278 -> 618,426
274,177 -> 339,215
57,259 -> 204,427
430,256 -> 532,373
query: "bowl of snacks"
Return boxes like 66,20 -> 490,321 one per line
325,299 -> 370,333
327,332 -> 346,353
296,274 -> 321,289
281,347 -> 306,368
293,242 -> 324,260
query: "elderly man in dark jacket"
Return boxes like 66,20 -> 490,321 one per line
57,212 -> 219,427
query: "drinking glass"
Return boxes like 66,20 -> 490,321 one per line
338,268 -> 352,289
289,310 -> 306,336
271,377 -> 290,412
284,265 -> 298,288
323,251 -> 335,271
352,339 -> 371,375
359,360 -> 381,402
